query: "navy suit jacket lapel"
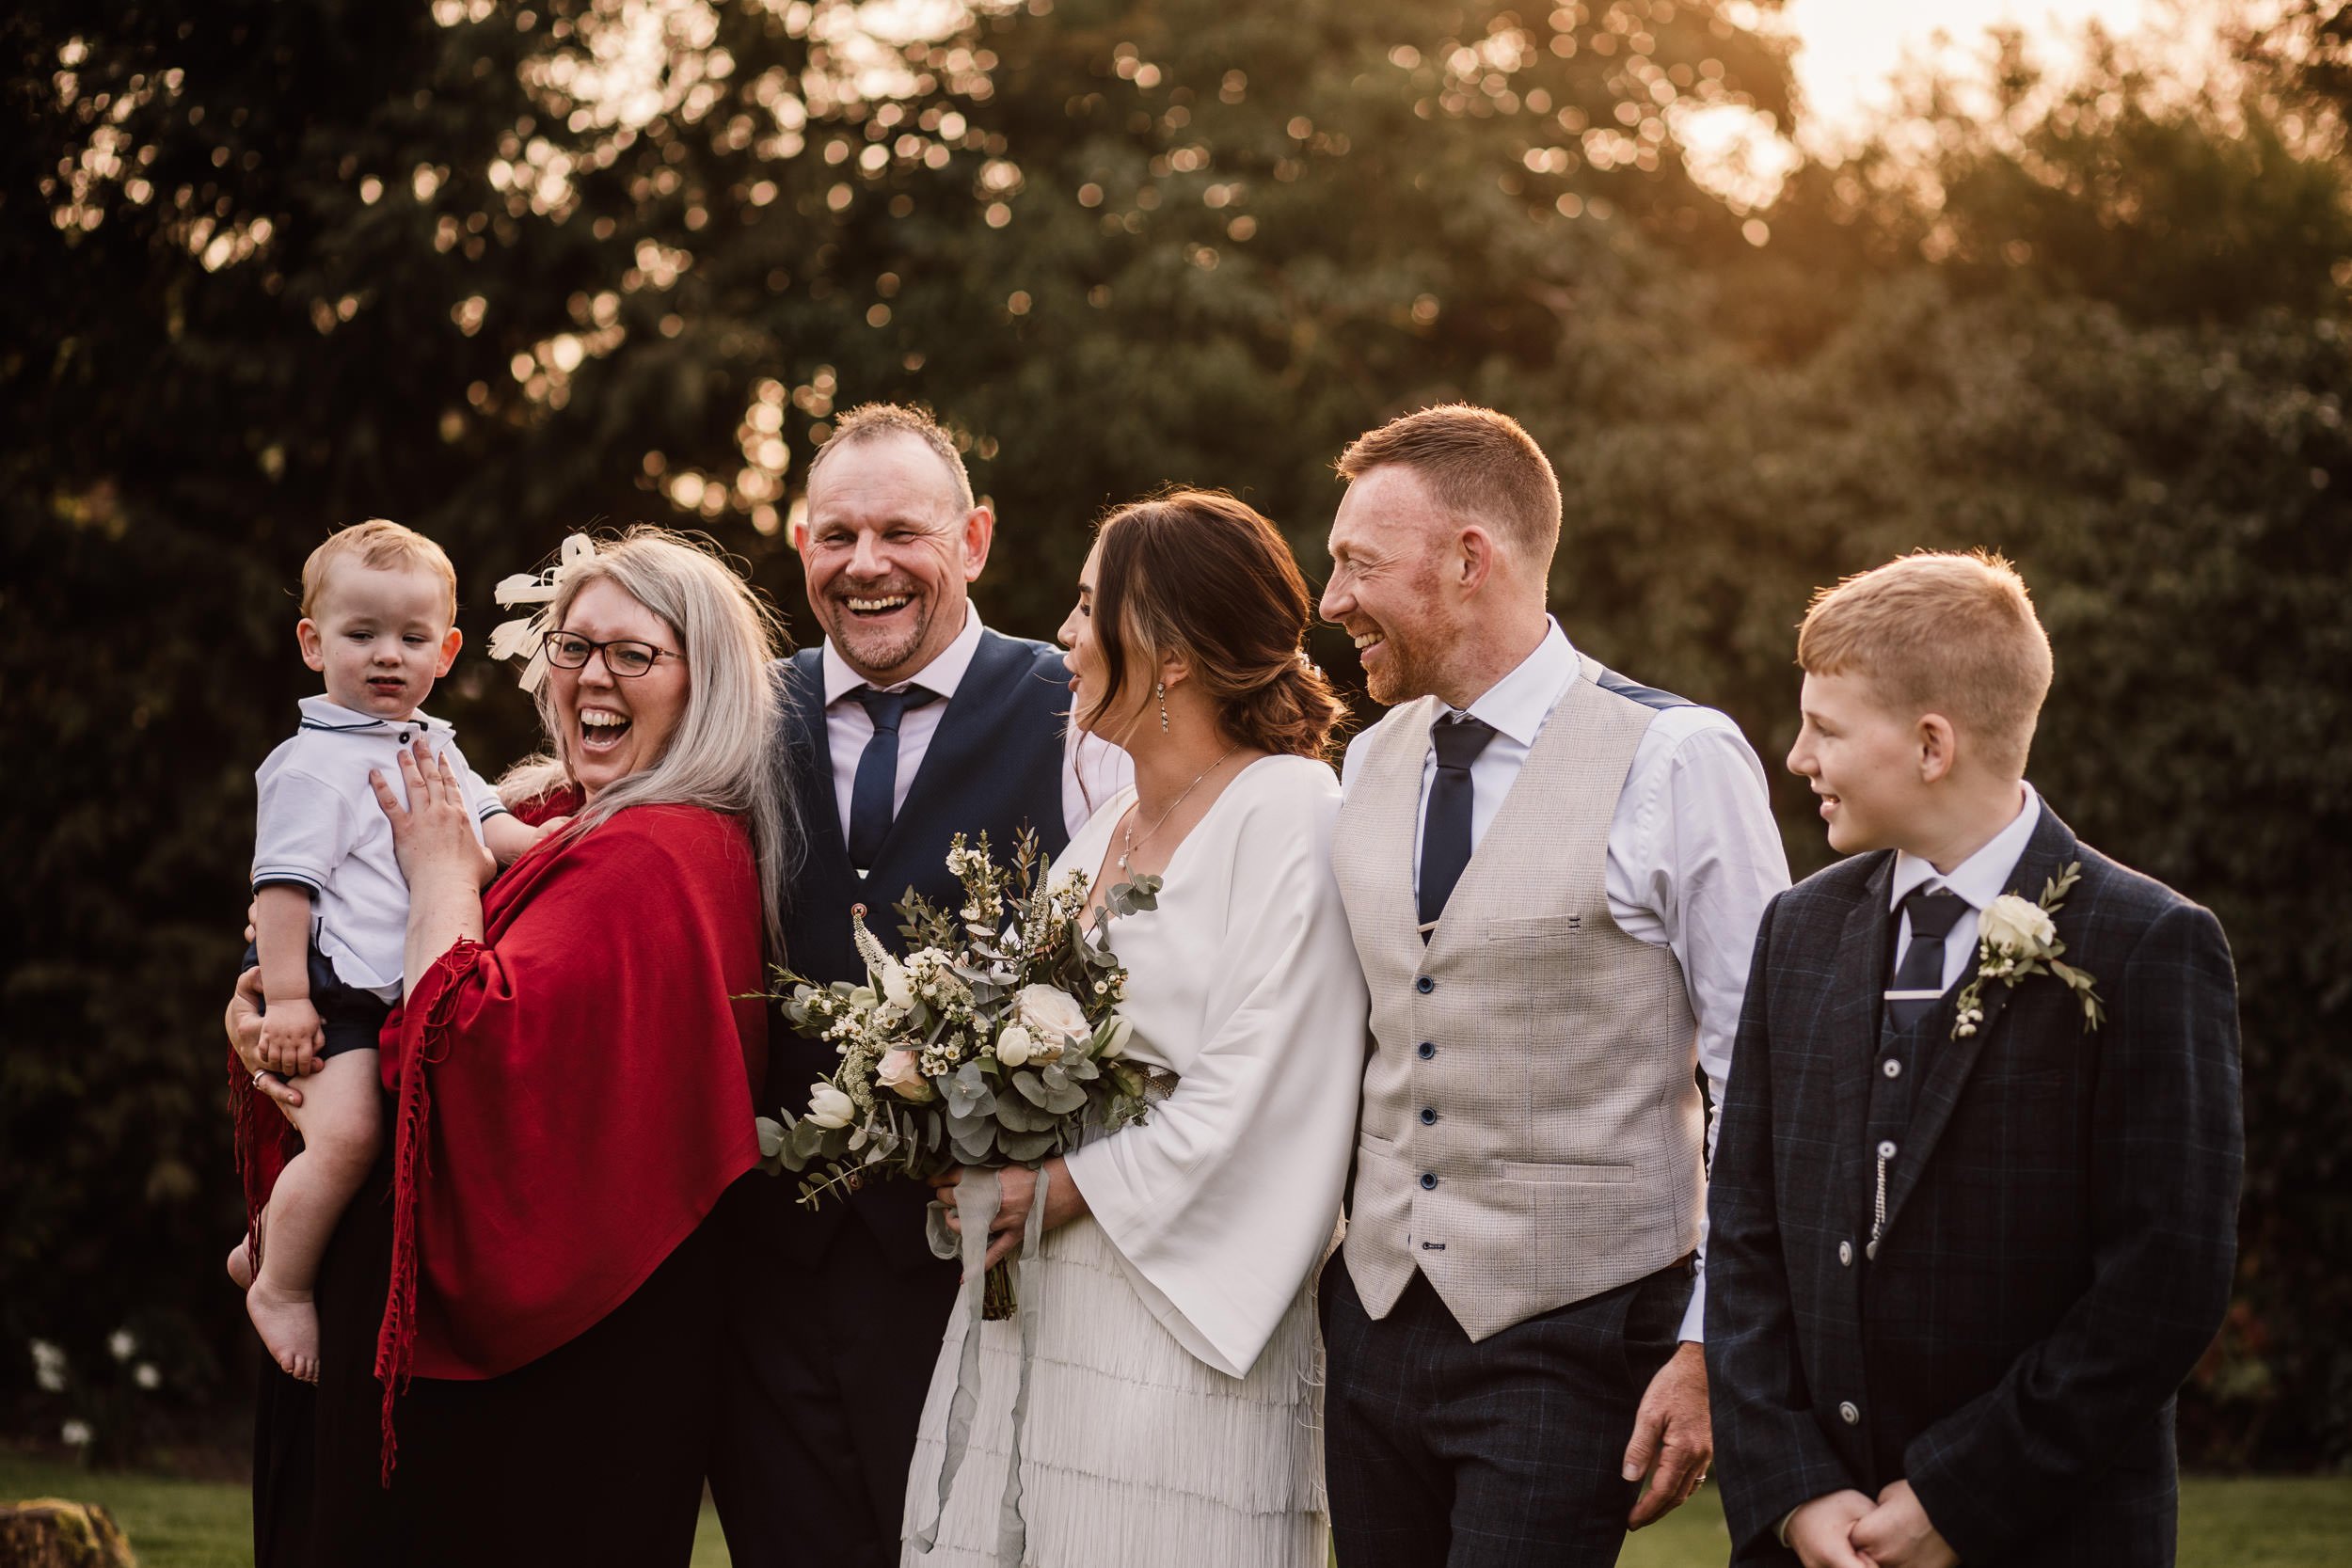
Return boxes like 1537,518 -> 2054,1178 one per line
1878,802 -> 2079,1241
886,630 -> 1050,863
1830,852 -> 1898,1221
783,653 -> 850,868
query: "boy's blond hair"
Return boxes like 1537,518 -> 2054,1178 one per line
1798,549 -> 2054,777
300,519 -> 458,622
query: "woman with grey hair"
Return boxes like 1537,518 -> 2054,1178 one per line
231,527 -> 789,1567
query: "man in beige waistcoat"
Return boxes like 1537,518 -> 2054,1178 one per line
1318,404 -> 1790,1566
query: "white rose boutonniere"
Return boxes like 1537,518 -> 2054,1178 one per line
1952,863 -> 2106,1038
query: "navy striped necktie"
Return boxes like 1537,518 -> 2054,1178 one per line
1884,885 -> 1970,1030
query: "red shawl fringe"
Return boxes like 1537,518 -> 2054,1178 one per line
229,1047 -> 294,1281
372,938 -> 482,1486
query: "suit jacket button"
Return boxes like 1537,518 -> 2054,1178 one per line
1420,1107 -> 1438,1125
1420,1172 -> 1438,1191
1838,1241 -> 1853,1267
1838,1402 -> 1860,1426
1417,1041 -> 1436,1059
1415,976 -> 1436,995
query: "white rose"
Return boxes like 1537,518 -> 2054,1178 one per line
995,1024 -> 1035,1068
61,1419 -> 92,1448
805,1082 -> 856,1130
876,1049 -> 934,1102
107,1330 -> 136,1363
1013,984 -> 1091,1050
1979,895 -> 2057,955
134,1363 -> 160,1390
879,959 -> 915,1010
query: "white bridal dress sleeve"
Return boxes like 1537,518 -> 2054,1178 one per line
903,752 -> 1366,1568
1060,754 -> 1367,1377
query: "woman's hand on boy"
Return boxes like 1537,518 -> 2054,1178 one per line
373,741 -> 485,892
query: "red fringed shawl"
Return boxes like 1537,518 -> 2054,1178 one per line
235,800 -> 767,1482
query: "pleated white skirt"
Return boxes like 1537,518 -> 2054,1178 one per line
900,1214 -> 1328,1568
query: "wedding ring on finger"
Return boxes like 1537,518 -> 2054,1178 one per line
252,1069 -> 273,1087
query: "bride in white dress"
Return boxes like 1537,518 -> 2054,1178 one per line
901,491 -> 1368,1568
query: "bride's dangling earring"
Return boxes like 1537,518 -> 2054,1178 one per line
1157,681 -> 1169,733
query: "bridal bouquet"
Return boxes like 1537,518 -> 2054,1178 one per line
757,831 -> 1159,1312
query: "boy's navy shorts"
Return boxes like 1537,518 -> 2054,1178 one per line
238,942 -> 392,1059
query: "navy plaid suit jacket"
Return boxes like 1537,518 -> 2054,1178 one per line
1706,802 -> 2242,1567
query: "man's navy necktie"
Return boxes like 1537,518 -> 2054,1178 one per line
848,686 -> 939,872
1418,715 -> 1499,936
1884,884 -> 1970,1030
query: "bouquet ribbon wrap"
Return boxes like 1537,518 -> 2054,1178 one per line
910,1166 -> 1054,1563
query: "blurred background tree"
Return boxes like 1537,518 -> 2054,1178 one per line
3,0 -> 2344,1468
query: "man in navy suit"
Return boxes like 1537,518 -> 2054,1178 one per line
1706,550 -> 2241,1568
707,404 -> 1125,1566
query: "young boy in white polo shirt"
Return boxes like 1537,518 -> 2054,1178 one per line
232,519 -> 543,1381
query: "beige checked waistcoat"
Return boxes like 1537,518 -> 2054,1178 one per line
1331,656 -> 1705,1341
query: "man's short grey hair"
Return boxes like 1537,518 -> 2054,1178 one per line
806,403 -> 976,513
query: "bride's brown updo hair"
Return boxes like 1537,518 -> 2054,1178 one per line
1089,488 -> 1347,760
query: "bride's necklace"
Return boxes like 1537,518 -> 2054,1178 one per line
1119,743 -> 1242,878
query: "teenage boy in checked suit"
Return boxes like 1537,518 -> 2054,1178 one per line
1706,551 -> 2243,1568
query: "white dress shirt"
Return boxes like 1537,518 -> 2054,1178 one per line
1338,620 -> 1792,1341
1887,781 -> 2043,992
818,606 -> 1131,845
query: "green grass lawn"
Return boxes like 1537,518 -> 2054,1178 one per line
4,1449 -> 2346,1567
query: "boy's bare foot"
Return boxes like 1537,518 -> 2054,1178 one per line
246,1280 -> 320,1382
226,1240 -> 255,1291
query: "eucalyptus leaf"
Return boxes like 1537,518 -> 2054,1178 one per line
998,1128 -> 1057,1162
994,1093 -> 1053,1132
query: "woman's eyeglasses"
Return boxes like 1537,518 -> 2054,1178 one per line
541,631 -> 683,678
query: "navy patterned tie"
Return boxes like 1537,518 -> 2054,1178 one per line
1418,715 -> 1499,935
848,686 -> 940,873
1884,885 -> 1970,1030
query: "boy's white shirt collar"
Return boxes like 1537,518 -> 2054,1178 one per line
1887,780 -> 2043,912
820,603 -> 983,706
298,694 -> 450,733
1450,618 -> 1576,741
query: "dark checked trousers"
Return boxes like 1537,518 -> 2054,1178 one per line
1322,1257 -> 1691,1568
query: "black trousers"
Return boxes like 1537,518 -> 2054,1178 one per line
1322,1258 -> 1691,1568
706,1172 -> 961,1568
252,1145 -> 723,1568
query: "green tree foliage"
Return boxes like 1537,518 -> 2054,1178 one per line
4,0 -> 2346,1466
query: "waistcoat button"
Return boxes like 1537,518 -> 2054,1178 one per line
1838,1401 -> 1860,1426
1415,976 -> 1435,995
1883,1059 -> 1902,1079
1417,1041 -> 1436,1059
1838,1241 -> 1853,1266
1419,1172 -> 1438,1191
1878,1140 -> 1898,1159
1420,1107 -> 1437,1125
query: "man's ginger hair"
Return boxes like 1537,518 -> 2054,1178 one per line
1797,549 -> 2055,778
300,518 -> 459,623
1335,404 -> 1562,575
